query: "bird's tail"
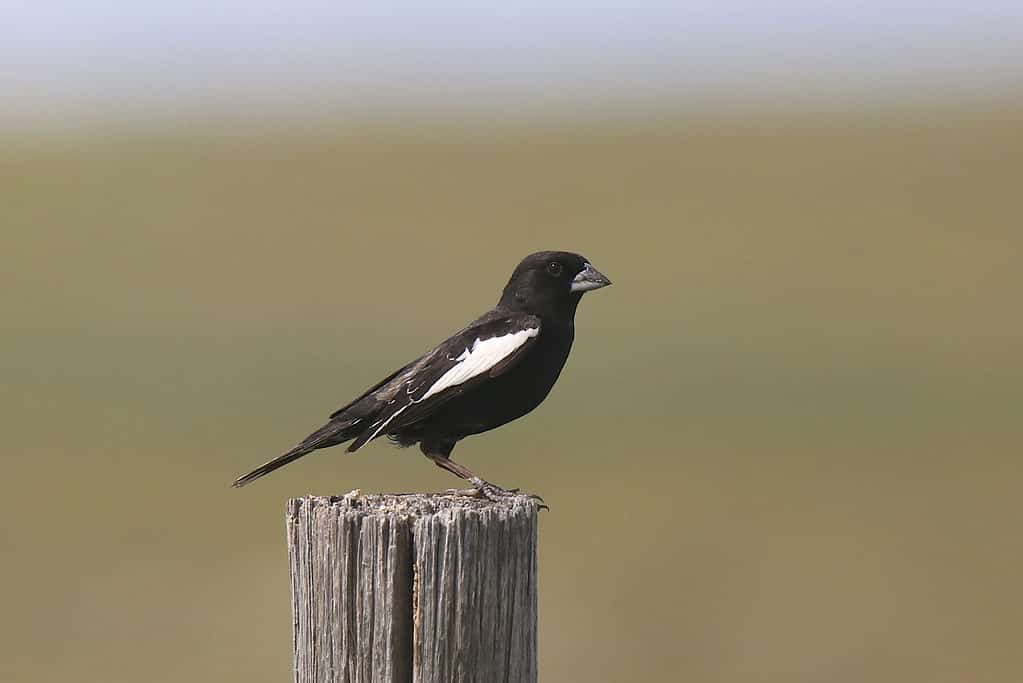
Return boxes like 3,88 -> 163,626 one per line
231,417 -> 359,487
231,444 -> 317,488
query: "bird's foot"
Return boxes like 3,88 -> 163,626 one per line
444,478 -> 547,509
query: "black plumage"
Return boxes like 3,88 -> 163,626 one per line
233,251 -> 611,497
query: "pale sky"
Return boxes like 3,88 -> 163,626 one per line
3,2 -> 1021,126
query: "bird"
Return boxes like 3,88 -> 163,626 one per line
232,250 -> 611,498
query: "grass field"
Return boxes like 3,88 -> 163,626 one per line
2,105 -> 1021,682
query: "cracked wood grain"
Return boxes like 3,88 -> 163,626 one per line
287,492 -> 539,683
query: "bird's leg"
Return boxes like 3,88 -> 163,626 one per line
426,453 -> 507,495
424,453 -> 545,506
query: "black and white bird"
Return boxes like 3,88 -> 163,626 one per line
232,251 -> 611,498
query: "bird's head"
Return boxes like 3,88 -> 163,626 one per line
499,251 -> 612,316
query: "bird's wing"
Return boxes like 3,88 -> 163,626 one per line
341,311 -> 542,451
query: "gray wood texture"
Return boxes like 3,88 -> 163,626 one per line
287,492 -> 539,683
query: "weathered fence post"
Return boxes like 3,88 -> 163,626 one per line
286,491 -> 540,683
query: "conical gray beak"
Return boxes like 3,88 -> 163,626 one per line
571,263 -> 612,293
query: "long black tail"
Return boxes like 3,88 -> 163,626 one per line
231,417 -> 359,487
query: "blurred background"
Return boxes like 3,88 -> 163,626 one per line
2,3 -> 1022,682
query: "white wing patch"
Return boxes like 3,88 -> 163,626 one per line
420,327 -> 539,401
361,325 -> 538,443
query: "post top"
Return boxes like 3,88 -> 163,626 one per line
288,489 -> 543,518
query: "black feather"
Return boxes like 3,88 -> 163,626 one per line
231,417 -> 359,487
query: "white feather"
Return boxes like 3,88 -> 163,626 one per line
364,403 -> 410,443
362,326 -> 538,442
420,327 -> 539,401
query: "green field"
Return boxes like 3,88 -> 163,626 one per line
3,106 -> 1022,682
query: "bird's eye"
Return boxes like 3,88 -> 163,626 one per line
547,261 -> 563,276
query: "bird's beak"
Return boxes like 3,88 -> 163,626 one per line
571,262 -> 612,292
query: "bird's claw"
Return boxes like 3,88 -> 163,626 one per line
443,480 -> 549,510
497,487 -> 548,507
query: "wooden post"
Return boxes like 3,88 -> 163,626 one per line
286,491 -> 540,683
